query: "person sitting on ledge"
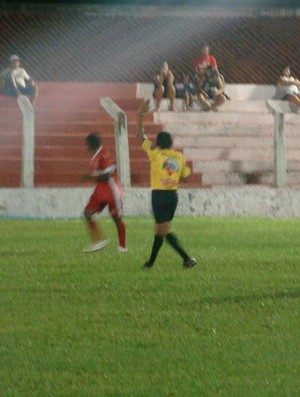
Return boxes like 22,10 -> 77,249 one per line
277,65 -> 300,108
175,72 -> 196,111
196,65 -> 226,112
153,61 -> 176,112
0,54 -> 38,107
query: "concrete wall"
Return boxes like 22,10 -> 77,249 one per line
0,187 -> 299,219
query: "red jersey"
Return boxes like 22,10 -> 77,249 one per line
90,146 -> 118,184
86,146 -> 123,217
193,54 -> 218,73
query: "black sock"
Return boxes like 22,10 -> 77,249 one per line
166,232 -> 189,260
148,235 -> 164,265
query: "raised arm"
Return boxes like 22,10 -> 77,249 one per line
136,98 -> 151,144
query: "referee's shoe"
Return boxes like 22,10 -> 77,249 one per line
183,257 -> 197,269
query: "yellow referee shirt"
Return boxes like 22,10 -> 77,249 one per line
142,139 -> 191,190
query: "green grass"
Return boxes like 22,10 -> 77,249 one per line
1,217 -> 300,397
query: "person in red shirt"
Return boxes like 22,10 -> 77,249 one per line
193,44 -> 230,101
193,44 -> 218,75
82,133 -> 127,253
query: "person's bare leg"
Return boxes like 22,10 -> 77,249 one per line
84,209 -> 103,242
112,215 -> 127,251
288,94 -> 300,107
198,93 -> 211,111
167,84 -> 176,111
183,93 -> 189,111
188,94 -> 194,110
212,93 -> 226,111
153,85 -> 164,111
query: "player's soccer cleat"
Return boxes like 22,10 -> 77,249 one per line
183,257 -> 197,269
143,261 -> 154,269
83,239 -> 110,253
118,246 -> 128,252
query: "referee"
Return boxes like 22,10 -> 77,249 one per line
136,99 -> 196,269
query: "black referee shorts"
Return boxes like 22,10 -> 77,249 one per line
151,190 -> 178,224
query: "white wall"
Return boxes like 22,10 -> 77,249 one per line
0,187 -> 299,219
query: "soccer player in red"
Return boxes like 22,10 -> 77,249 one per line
82,133 -> 127,253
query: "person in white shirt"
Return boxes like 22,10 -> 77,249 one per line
277,65 -> 300,108
0,54 -> 38,106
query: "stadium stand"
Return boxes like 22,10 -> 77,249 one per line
0,6 -> 299,188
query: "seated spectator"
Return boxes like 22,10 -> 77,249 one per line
196,66 -> 226,111
153,62 -> 176,111
0,54 -> 38,106
175,73 -> 196,111
193,43 -> 218,75
277,65 -> 300,108
193,44 -> 230,101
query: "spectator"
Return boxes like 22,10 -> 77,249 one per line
153,61 -> 176,112
193,44 -> 230,101
0,55 -> 38,107
277,65 -> 300,108
175,73 -> 196,111
81,133 -> 127,253
193,43 -> 218,75
136,99 -> 196,269
196,66 -> 226,111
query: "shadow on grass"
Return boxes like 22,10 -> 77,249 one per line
202,289 -> 300,305
0,250 -> 40,256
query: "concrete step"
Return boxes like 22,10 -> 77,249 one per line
34,121 -> 159,136
0,173 -> 21,187
192,160 -> 274,175
154,111 -> 274,125
0,147 -> 22,158
166,124 -> 273,137
0,159 -> 22,173
174,135 -> 273,148
201,172 -> 274,186
34,110 -> 111,123
0,95 -> 20,108
37,82 -> 137,99
287,152 -> 300,161
287,161 -> 300,171
35,97 -> 143,111
34,109 -> 153,124
184,147 -> 274,162
34,173 -> 93,187
34,147 -> 90,159
32,146 -> 145,159
0,111 -> 23,123
144,97 -> 272,114
0,135 -> 22,145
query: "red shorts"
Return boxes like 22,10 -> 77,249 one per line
85,179 -> 123,218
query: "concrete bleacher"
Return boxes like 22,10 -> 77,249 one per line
0,96 -> 23,187
34,82 -> 153,187
0,83 -> 204,188
137,83 -> 300,186
1,82 -> 299,189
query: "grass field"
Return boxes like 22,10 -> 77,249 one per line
1,217 -> 300,397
